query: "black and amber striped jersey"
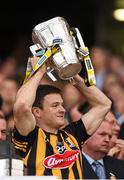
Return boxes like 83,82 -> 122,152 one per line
12,119 -> 89,179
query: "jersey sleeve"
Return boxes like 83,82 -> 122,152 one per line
11,127 -> 38,158
63,119 -> 90,147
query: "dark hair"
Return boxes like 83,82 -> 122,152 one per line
33,84 -> 61,108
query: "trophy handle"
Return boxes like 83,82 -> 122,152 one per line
47,67 -> 57,82
29,44 -> 57,82
71,27 -> 96,86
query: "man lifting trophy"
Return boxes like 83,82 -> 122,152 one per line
12,16 -> 111,179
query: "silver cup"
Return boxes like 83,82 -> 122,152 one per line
32,17 -> 82,80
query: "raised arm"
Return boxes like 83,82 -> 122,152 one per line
13,64 -> 47,136
73,74 -> 112,135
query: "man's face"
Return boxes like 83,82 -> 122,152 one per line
105,112 -> 120,148
38,93 -> 66,132
105,112 -> 120,137
0,118 -> 7,141
85,122 -> 112,155
0,80 -> 18,103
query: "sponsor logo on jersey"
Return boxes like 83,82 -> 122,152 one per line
43,150 -> 79,169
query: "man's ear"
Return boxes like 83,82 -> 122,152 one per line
32,107 -> 42,119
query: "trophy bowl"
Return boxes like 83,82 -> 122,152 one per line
32,17 -> 82,80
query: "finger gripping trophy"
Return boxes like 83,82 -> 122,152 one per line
24,16 -> 96,86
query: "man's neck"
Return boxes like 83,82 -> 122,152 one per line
39,124 -> 58,134
82,148 -> 105,160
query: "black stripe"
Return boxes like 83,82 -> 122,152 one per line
44,132 -> 52,175
27,130 -> 38,175
72,161 -> 80,179
61,168 -> 69,179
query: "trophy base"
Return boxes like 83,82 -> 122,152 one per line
58,63 -> 82,80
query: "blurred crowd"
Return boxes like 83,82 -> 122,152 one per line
0,45 -> 124,178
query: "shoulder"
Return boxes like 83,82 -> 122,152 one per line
63,119 -> 85,131
62,119 -> 90,146
12,126 -> 39,140
103,155 -> 124,179
63,119 -> 88,137
104,155 -> 124,165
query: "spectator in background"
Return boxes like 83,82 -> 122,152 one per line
82,120 -> 124,179
100,50 -> 124,119
0,56 -> 18,79
67,101 -> 91,123
107,54 -> 124,76
0,95 -> 3,111
106,112 -> 120,146
0,95 -> 7,141
90,46 -> 110,90
0,94 -> 14,141
68,104 -> 82,122
62,83 -> 84,111
0,95 -> 4,118
0,113 -> 7,141
103,73 -> 124,119
6,111 -> 15,132
106,112 -> 124,160
0,77 -> 19,117
5,110 -> 15,141
120,123 -> 124,141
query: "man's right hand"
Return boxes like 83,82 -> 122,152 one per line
30,56 -> 47,74
108,139 -> 124,160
